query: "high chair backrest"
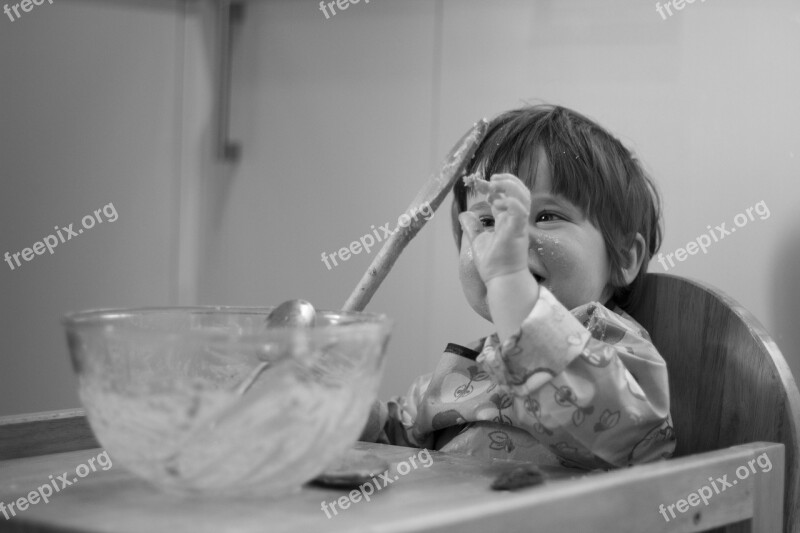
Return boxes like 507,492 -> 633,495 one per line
626,273 -> 800,533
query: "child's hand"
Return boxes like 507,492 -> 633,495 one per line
459,173 -> 531,283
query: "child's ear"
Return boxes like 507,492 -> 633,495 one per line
612,233 -> 647,287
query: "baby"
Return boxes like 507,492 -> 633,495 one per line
361,105 -> 676,470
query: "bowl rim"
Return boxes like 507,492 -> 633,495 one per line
62,305 -> 392,338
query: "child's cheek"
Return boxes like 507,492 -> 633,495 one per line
459,245 -> 488,315
459,246 -> 483,290
531,234 -> 574,305
531,234 -> 568,271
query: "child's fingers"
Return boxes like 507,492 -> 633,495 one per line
465,173 -> 528,206
489,173 -> 520,183
492,196 -> 528,234
488,174 -> 530,209
464,173 -> 491,194
490,193 -> 527,216
487,188 -> 507,205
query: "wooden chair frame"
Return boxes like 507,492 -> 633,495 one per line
625,273 -> 800,533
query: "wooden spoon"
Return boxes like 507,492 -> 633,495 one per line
343,118 -> 490,312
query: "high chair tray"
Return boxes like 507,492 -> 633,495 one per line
0,441 -> 783,533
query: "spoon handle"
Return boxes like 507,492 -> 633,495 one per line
235,361 -> 269,395
342,119 -> 490,313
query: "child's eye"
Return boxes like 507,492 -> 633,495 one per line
535,212 -> 563,223
478,216 -> 495,228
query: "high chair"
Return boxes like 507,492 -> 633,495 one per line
625,273 -> 800,533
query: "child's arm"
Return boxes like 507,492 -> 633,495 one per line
486,271 -> 538,342
459,173 -> 539,341
359,373 -> 435,448
478,291 -> 675,468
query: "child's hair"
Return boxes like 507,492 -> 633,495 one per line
451,104 -> 662,309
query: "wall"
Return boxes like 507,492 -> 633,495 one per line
0,0 -> 185,415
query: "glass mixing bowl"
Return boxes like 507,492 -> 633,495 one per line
63,306 -> 391,498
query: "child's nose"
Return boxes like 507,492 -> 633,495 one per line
528,229 -> 545,250
527,230 -> 549,264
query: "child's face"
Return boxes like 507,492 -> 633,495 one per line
459,155 -> 614,318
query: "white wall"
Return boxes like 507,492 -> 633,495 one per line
0,0 -> 185,415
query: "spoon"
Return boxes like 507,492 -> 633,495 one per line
235,299 -> 316,395
343,118 -> 489,312
264,299 -> 316,329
